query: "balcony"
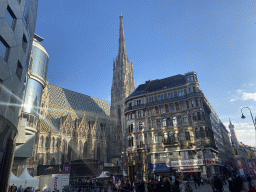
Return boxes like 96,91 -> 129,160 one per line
125,104 -> 145,112
162,137 -> 180,147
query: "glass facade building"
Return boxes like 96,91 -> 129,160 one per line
22,38 -> 49,116
0,0 -> 38,190
14,35 -> 49,173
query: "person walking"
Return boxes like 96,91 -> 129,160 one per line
11,184 -> 17,192
233,174 -> 243,192
247,174 -> 252,187
197,175 -> 201,187
214,176 -> 223,192
193,176 -> 197,189
222,175 -> 227,185
210,177 -> 215,192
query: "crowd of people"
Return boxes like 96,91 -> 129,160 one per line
9,173 -> 256,192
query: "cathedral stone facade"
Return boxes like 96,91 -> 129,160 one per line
110,15 -> 136,162
13,15 -> 135,176
20,84 -> 110,176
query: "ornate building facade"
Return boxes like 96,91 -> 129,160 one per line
24,84 -> 110,176
124,72 -> 220,181
110,15 -> 136,163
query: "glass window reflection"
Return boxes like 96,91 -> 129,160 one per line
5,6 -> 15,29
0,40 -> 6,59
23,78 -> 43,116
30,46 -> 49,79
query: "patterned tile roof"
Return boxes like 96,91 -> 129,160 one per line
48,84 -> 110,117
38,113 -> 60,133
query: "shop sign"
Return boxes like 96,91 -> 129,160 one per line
171,159 -> 203,167
204,159 -> 219,165
148,162 -> 170,169
173,166 -> 200,170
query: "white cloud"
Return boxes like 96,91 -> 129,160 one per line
229,98 -> 238,102
241,92 -> 256,101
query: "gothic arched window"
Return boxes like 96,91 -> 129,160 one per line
172,117 -> 177,126
39,136 -> 44,147
162,118 -> 166,127
139,122 -> 143,131
185,130 -> 190,141
50,158 -> 55,165
167,118 -> 172,126
183,115 -> 188,124
152,120 -> 157,128
197,112 -> 201,121
200,127 -> 205,138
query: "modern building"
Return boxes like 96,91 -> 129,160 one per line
124,72 -> 219,181
27,84 -> 110,176
0,0 -> 38,190
110,15 -> 136,166
13,34 -> 49,175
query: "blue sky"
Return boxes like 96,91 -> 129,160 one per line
35,0 -> 256,146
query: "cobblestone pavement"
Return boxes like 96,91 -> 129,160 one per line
189,183 -> 229,192
189,182 -> 248,192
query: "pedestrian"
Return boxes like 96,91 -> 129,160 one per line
173,180 -> 180,192
233,174 -> 243,192
210,177 -> 215,192
197,175 -> 201,187
154,181 -> 162,192
193,176 -> 197,189
163,179 -> 171,192
228,176 -> 235,192
214,176 -> 223,192
247,174 -> 252,186
17,185 -> 23,192
11,184 -> 17,192
222,175 -> 227,185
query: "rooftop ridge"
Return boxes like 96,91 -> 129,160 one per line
48,84 -> 110,104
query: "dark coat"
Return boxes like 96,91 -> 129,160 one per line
214,178 -> 223,190
233,176 -> 243,192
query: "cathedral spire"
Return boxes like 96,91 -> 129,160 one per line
118,14 -> 127,56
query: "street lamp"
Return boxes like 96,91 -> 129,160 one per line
121,151 -> 124,174
241,107 -> 256,146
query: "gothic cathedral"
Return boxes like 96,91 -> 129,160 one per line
109,15 -> 136,162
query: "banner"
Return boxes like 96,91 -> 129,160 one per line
236,158 -> 247,180
247,159 -> 256,179
27,168 -> 34,177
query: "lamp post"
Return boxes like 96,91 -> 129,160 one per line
241,107 -> 256,146
121,151 -> 124,174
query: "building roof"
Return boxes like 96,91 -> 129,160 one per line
48,84 -> 110,117
128,74 -> 186,98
